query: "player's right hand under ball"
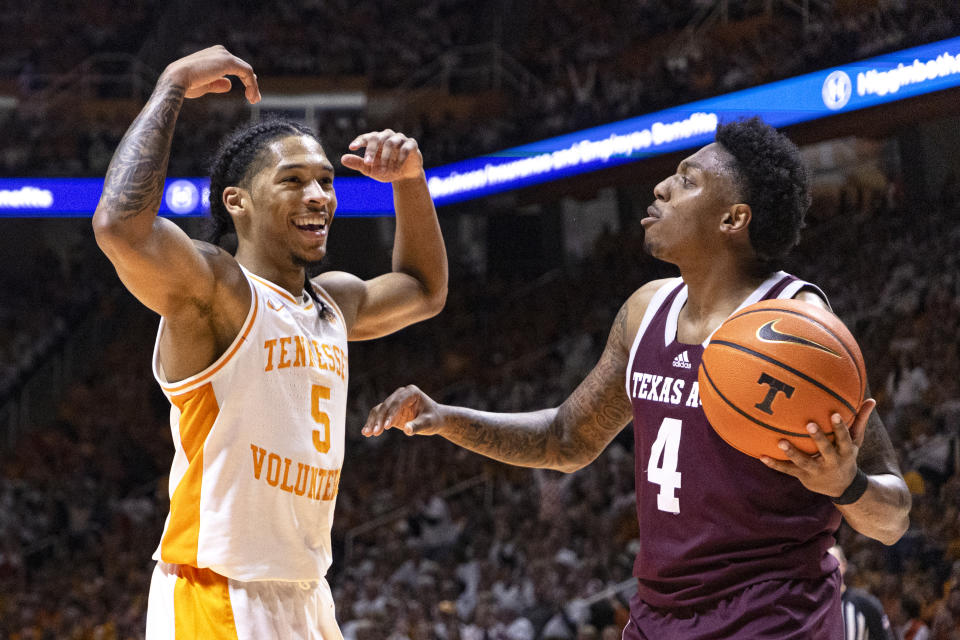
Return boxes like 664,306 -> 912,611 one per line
363,385 -> 443,437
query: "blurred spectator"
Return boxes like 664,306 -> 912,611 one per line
903,593 -> 932,640
931,583 -> 960,640
2,0 -> 958,174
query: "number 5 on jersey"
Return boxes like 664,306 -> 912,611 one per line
312,384 -> 331,453
648,417 -> 682,513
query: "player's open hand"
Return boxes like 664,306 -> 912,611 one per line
362,385 -> 444,438
341,130 -> 424,183
161,45 -> 261,103
760,398 -> 876,498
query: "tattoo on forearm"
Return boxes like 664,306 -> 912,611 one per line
443,301 -> 633,470
448,414 -> 551,467
555,303 -> 633,462
100,76 -> 186,220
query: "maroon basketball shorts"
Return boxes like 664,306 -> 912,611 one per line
622,571 -> 843,640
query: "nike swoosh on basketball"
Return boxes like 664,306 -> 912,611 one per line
756,319 -> 840,356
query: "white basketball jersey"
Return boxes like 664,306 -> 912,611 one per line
151,266 -> 349,582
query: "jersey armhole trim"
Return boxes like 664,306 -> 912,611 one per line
700,270 -> 793,347
625,278 -> 682,397
246,271 -> 313,309
779,280 -> 832,311
154,277 -> 259,396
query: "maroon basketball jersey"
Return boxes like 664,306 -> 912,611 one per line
626,271 -> 841,609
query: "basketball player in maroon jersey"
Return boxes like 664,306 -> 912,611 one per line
363,118 -> 910,638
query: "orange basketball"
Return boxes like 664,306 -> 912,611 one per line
698,299 -> 866,460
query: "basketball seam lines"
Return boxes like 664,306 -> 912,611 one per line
707,339 -> 857,414
723,307 -> 864,395
700,362 -> 816,438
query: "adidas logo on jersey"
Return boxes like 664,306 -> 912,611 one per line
672,350 -> 692,369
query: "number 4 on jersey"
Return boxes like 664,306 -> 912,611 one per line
648,417 -> 682,513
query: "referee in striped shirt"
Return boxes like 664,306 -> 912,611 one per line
829,545 -> 896,640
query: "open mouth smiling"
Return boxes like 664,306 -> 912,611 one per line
293,213 -> 328,234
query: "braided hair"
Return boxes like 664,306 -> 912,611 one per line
207,118 -> 331,318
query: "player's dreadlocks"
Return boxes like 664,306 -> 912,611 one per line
207,119 -> 331,319
715,117 -> 812,269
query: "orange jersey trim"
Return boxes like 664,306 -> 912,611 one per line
160,288 -> 259,395
174,565 -> 239,639
248,273 -> 344,326
248,273 -> 310,307
161,383 -> 220,566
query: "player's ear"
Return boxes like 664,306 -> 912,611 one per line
720,203 -> 751,234
223,186 -> 247,217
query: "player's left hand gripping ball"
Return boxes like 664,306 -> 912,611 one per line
761,398 -> 875,498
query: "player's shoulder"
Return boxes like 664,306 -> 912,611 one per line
162,241 -> 249,355
626,277 -> 680,316
191,239 -> 239,274
776,271 -> 831,310
312,270 -> 363,325
791,287 -> 829,310
617,278 -> 680,347
312,270 -> 364,300
189,239 -> 247,297
632,277 -> 679,302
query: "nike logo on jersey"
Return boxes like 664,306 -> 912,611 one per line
267,299 -> 285,312
756,320 -> 840,356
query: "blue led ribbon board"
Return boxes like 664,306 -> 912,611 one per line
424,34 -> 960,206
3,35 -> 959,217
0,176 -> 393,218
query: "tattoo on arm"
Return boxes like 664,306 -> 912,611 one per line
194,241 -> 226,258
857,383 -> 903,478
99,76 -> 186,221
445,411 -> 553,468
553,302 -> 633,463
442,301 -> 634,471
857,409 -> 902,478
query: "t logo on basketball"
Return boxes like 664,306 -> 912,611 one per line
754,372 -> 795,415
699,299 -> 866,460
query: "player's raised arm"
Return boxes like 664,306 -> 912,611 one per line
363,284 -> 661,472
92,46 -> 260,317
315,130 -> 447,340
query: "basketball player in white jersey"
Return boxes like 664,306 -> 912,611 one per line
363,119 -> 911,638
92,46 -> 447,639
